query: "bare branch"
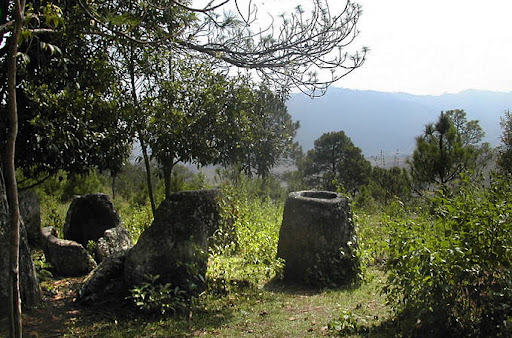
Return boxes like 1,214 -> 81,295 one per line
80,0 -> 366,97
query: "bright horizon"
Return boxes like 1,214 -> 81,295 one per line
332,0 -> 512,96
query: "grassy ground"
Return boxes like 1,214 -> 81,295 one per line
17,267 -> 394,337
10,184 -> 400,337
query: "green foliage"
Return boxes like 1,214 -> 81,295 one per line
328,310 -> 368,336
498,109 -> 512,173
354,167 -> 411,211
123,203 -> 153,243
1,0 -> 133,182
231,86 -> 299,179
385,174 -> 512,336
31,251 -> 53,282
301,131 -> 371,194
85,240 -> 97,257
39,193 -> 68,236
60,170 -> 105,201
409,110 -> 486,189
129,274 -> 191,316
208,174 -> 285,290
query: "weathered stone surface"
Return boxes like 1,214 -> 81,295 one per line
124,189 -> 221,291
78,251 -> 128,304
41,226 -> 58,241
0,179 -> 41,318
19,189 -> 42,248
277,190 -> 359,286
94,226 -> 132,263
63,193 -> 121,247
43,232 -> 97,276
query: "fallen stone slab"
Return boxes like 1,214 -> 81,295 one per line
95,226 -> 132,263
78,251 -> 128,304
43,227 -> 97,276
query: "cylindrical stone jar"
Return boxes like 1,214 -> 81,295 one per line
276,190 -> 358,286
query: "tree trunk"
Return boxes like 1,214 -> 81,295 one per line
139,135 -> 156,215
111,172 -> 117,200
163,161 -> 175,199
5,1 -> 24,336
127,45 -> 156,216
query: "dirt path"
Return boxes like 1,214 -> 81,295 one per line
22,277 -> 84,337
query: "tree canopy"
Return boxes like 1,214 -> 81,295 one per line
301,131 -> 371,193
408,110 -> 486,189
78,0 -> 367,97
497,110 -> 512,174
1,0 -> 134,188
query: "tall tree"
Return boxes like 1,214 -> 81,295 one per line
1,1 -> 132,334
147,57 -> 251,198
408,110 -> 485,189
302,131 -> 371,193
497,110 -> 512,174
3,0 -> 31,335
235,86 -> 300,179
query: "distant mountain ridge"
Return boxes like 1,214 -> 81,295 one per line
286,88 -> 512,156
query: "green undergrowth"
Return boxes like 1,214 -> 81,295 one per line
65,268 -> 393,337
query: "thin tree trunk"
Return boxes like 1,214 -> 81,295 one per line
163,160 -> 175,199
6,0 -> 25,336
139,135 -> 156,214
111,172 -> 117,200
127,44 -> 156,215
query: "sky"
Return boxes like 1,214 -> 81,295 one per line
247,0 -> 512,96
331,0 -> 512,95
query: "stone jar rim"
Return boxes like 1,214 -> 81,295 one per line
288,190 -> 344,203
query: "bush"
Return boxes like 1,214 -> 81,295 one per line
385,174 -> 512,336
208,175 -> 285,290
129,274 -> 192,316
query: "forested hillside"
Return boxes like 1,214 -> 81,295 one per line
288,88 -> 512,155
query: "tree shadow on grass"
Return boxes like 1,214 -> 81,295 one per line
263,276 -> 362,296
20,276 -> 239,337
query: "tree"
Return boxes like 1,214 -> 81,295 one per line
78,0 -> 366,210
302,131 -> 371,193
366,166 -> 411,205
408,110 -> 485,189
2,0 -> 36,335
146,58 -> 249,198
79,0 -> 367,97
1,0 -> 134,188
228,85 -> 299,179
1,1 -> 133,334
497,110 -> 512,174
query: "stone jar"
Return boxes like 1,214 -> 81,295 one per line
277,190 -> 359,286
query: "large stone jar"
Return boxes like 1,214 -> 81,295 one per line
277,191 -> 359,286
124,189 -> 221,292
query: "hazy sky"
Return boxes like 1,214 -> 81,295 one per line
332,0 -> 512,95
207,0 -> 512,95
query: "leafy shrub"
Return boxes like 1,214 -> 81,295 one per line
328,310 -> 369,336
129,274 -> 192,316
385,174 -> 512,336
32,251 -> 53,281
208,175 -> 285,289
39,194 -> 68,235
123,203 -> 153,243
